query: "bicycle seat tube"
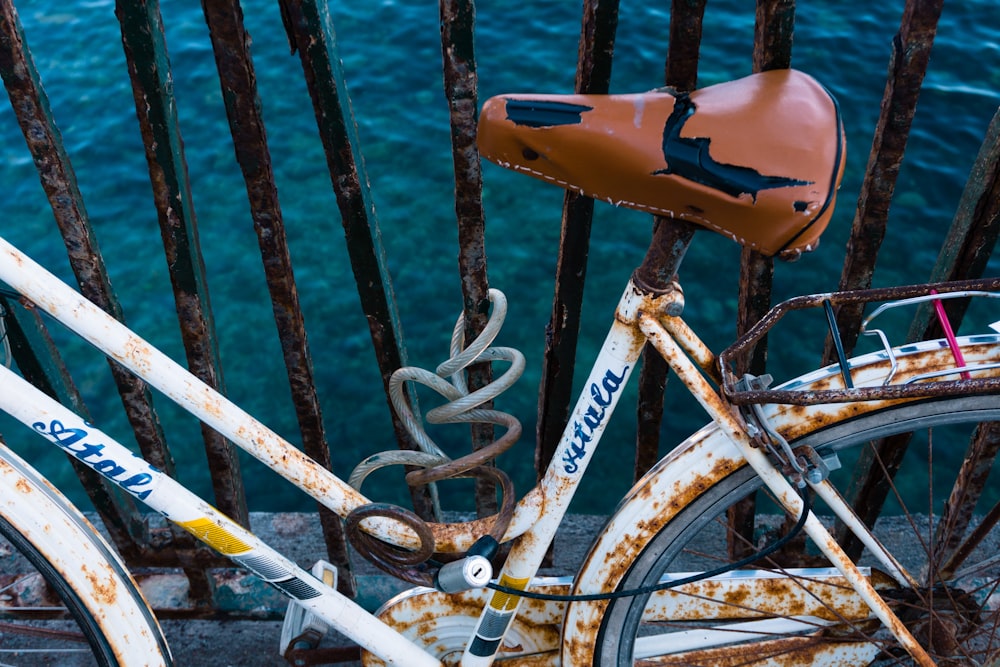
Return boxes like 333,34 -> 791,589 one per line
461,218 -> 698,665
631,217 -> 698,297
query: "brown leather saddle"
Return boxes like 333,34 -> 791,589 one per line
477,69 -> 846,259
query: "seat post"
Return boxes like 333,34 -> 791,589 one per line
632,217 -> 698,293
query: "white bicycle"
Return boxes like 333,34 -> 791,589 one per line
1,69 -> 999,666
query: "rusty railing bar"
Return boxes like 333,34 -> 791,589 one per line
826,0 -> 956,560
933,422 -> 1000,577
633,0 -> 706,481
733,0 -> 796,379
837,106 -> 1000,560
826,0 -> 944,359
726,0 -> 797,561
921,109 -> 1000,570
752,0 -> 795,72
200,0 -> 355,595
534,0 -> 620,481
114,0 -> 244,608
662,0 -> 706,90
115,0 -> 249,531
909,106 -> 1000,338
734,0 -> 796,378
277,0 -> 434,518
0,0 -> 164,563
439,0 -> 499,517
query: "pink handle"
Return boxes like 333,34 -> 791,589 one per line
930,289 -> 971,380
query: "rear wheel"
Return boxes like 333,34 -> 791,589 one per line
0,445 -> 172,666
596,343 -> 1000,665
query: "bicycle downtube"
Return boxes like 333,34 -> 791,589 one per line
638,311 -> 936,667
0,235 -> 467,552
0,365 -> 441,667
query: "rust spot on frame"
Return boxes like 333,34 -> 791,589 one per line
81,564 -> 118,607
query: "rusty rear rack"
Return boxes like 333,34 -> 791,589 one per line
720,278 -> 1000,405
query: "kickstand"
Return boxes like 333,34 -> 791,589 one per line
280,561 -> 361,666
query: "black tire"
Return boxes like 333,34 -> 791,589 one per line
0,516 -> 120,665
596,393 -> 1000,665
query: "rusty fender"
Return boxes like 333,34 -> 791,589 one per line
559,335 -> 1000,662
560,418 -> 747,662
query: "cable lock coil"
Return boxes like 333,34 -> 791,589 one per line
346,290 -> 524,580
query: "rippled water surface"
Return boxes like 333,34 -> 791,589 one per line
0,1 -> 997,513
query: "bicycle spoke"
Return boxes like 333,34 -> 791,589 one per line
601,418 -> 1000,664
851,428 -> 1000,664
0,539 -> 106,666
937,423 -> 1000,579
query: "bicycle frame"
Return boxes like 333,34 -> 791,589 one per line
0,235 -> 441,665
0,231 -> 943,666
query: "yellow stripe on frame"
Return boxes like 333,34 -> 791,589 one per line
178,518 -> 252,555
490,575 -> 530,611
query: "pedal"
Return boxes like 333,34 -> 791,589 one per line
279,560 -> 337,657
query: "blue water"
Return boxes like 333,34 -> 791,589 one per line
0,1 -> 998,515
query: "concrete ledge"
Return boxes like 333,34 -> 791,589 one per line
108,511 -> 1000,665
153,511 -> 607,666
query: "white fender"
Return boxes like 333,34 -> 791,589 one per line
561,421 -> 744,663
561,334 -> 1000,662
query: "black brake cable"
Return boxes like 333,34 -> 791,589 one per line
486,484 -> 812,602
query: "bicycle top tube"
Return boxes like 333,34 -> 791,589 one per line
0,233 -> 549,555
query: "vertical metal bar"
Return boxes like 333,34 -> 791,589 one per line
277,0 -> 434,518
922,111 -> 1000,569
727,0 -> 795,560
663,0 -> 706,90
634,220 -> 696,480
0,0 -> 161,561
0,0 -> 173,476
910,106 -> 1000,336
633,0 -> 705,481
633,347 -> 668,478
934,422 -> 1000,578
837,106 -> 1000,560
832,2 -> 963,559
115,0 -> 249,529
200,0 -> 354,595
827,0 -> 943,357
535,0 -> 619,479
735,0 -> 795,377
752,0 -> 795,71
439,0 -> 500,517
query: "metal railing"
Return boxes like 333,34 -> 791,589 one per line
0,0 -> 996,618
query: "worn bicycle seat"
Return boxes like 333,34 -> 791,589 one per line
477,69 -> 845,259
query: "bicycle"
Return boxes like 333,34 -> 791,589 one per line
0,67 -> 998,666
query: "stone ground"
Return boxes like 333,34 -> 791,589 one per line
147,512 -> 607,666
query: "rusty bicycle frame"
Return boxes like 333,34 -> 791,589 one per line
0,219 -> 999,665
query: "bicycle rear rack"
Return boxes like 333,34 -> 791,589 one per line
720,278 -> 1000,405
